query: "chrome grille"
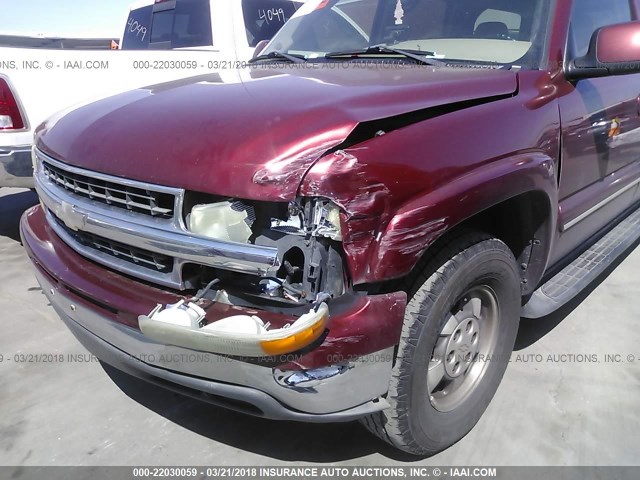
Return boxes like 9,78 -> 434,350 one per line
35,149 -> 280,290
42,160 -> 175,218
53,215 -> 173,274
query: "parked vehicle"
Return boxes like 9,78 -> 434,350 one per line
21,0 -> 640,456
0,74 -> 31,187
0,0 -> 304,188
120,0 -> 302,57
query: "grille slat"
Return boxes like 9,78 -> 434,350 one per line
43,161 -> 175,218
52,214 -> 173,274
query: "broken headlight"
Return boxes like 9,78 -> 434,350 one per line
271,198 -> 343,241
183,194 -> 345,306
185,196 -> 342,244
187,200 -> 255,244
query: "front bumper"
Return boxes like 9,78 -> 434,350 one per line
0,144 -> 33,188
21,205 -> 407,421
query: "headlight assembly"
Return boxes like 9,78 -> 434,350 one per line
187,200 -> 254,244
182,194 -> 346,306
310,199 -> 342,241
271,198 -> 343,241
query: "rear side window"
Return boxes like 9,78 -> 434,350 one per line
150,8 -> 174,43
242,0 -> 302,47
569,0 -> 633,58
149,0 -> 213,49
122,5 -> 153,49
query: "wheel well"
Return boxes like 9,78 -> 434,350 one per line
391,191 -> 552,297
451,191 -> 552,295
364,191 -> 553,298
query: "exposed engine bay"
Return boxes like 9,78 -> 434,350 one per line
182,194 -> 348,312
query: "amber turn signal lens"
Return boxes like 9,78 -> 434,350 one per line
260,316 -> 327,356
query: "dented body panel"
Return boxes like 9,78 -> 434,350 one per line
35,67 -> 517,201
300,71 -> 561,286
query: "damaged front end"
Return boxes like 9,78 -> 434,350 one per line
138,195 -> 350,357
33,147 -> 379,359
184,196 -> 346,302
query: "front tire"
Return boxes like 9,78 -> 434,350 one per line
361,232 -> 521,456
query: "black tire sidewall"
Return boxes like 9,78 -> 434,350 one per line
406,243 -> 521,450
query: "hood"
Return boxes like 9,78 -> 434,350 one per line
36,65 -> 518,201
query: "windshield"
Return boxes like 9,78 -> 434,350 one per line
263,0 -> 551,68
242,0 -> 304,48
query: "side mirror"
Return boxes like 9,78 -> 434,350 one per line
567,21 -> 640,80
252,40 -> 270,59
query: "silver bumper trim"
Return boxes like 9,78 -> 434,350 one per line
0,144 -> 33,188
34,268 -> 392,416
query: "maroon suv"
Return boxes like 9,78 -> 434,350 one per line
21,0 -> 640,455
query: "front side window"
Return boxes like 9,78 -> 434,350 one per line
149,0 -> 213,49
264,0 -> 552,68
242,0 -> 303,47
568,0 -> 633,58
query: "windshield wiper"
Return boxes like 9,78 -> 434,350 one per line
325,45 -> 444,67
248,50 -> 307,64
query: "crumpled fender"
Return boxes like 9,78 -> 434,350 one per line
300,70 -> 561,287
369,153 -> 558,283
301,148 -> 558,286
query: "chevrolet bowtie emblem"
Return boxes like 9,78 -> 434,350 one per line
58,201 -> 87,231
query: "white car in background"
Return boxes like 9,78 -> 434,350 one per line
0,0 -> 303,188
